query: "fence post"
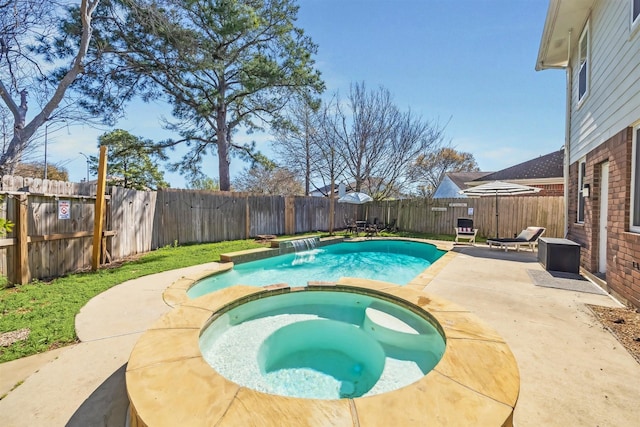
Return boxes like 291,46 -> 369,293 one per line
92,146 -> 108,270
12,193 -> 29,285
285,196 -> 295,235
245,195 -> 250,239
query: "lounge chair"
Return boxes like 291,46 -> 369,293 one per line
454,218 -> 478,244
487,226 -> 546,252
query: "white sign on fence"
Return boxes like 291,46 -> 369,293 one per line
468,207 -> 474,216
431,207 -> 447,212
58,200 -> 71,219
449,203 -> 467,207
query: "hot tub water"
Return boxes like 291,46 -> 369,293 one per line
199,290 -> 445,399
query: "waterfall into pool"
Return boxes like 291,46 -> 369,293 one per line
290,237 -> 319,265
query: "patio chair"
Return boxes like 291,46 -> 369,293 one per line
487,226 -> 546,252
365,218 -> 380,237
343,215 -> 357,234
454,218 -> 478,245
383,218 -> 397,233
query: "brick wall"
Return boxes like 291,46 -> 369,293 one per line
567,128 -> 640,309
536,183 -> 564,196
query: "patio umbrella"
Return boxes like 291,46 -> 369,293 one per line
337,192 -> 373,204
338,192 -> 373,223
459,181 -> 541,238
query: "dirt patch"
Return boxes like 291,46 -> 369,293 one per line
0,328 -> 30,347
587,304 -> 640,364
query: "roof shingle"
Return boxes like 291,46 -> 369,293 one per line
474,149 -> 563,182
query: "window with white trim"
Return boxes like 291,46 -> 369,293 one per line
578,159 -> 586,223
634,0 -> 640,24
631,125 -> 640,232
578,24 -> 589,102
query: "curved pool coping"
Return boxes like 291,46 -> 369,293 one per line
161,237 -> 457,307
126,280 -> 520,426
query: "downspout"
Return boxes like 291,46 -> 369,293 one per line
564,30 -> 572,238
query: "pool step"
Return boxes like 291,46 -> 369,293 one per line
364,307 -> 419,334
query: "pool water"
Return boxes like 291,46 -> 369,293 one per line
199,290 -> 446,399
188,240 -> 445,298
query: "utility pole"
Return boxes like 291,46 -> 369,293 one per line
44,122 -> 50,179
79,152 -> 90,182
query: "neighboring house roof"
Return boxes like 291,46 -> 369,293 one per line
309,184 -> 335,197
432,172 -> 493,198
448,172 -> 493,190
471,149 -> 564,185
536,0 -> 596,70
310,182 -> 355,197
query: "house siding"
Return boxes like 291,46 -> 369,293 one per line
567,127 -> 640,308
570,0 -> 640,164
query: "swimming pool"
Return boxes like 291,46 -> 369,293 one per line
187,240 -> 445,298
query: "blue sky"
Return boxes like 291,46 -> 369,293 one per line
49,0 -> 566,188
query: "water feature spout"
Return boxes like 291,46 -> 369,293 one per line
279,236 -> 320,259
291,237 -> 318,252
291,237 -> 319,265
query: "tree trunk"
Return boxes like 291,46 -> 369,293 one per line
0,89 -> 30,174
216,106 -> 231,191
329,175 -> 335,234
305,132 -> 311,196
2,132 -> 25,175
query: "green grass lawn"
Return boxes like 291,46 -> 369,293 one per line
0,239 -> 263,363
0,232 -> 465,364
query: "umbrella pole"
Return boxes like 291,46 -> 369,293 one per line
495,191 -> 499,239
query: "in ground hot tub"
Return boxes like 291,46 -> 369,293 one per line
126,281 -> 520,426
199,289 -> 445,399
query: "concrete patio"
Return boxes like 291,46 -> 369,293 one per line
0,242 -> 639,426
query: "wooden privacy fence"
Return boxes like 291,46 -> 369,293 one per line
0,191 -> 117,284
0,176 -> 565,283
149,190 -> 363,248
151,190 -> 280,246
0,176 -> 98,283
148,192 -> 564,247
377,196 -> 565,239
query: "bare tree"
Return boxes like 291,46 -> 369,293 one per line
0,0 -> 100,174
308,96 -> 348,192
274,84 -> 445,201
0,106 -> 10,155
271,96 -> 321,196
233,164 -> 303,196
313,100 -> 350,232
327,82 -> 445,199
